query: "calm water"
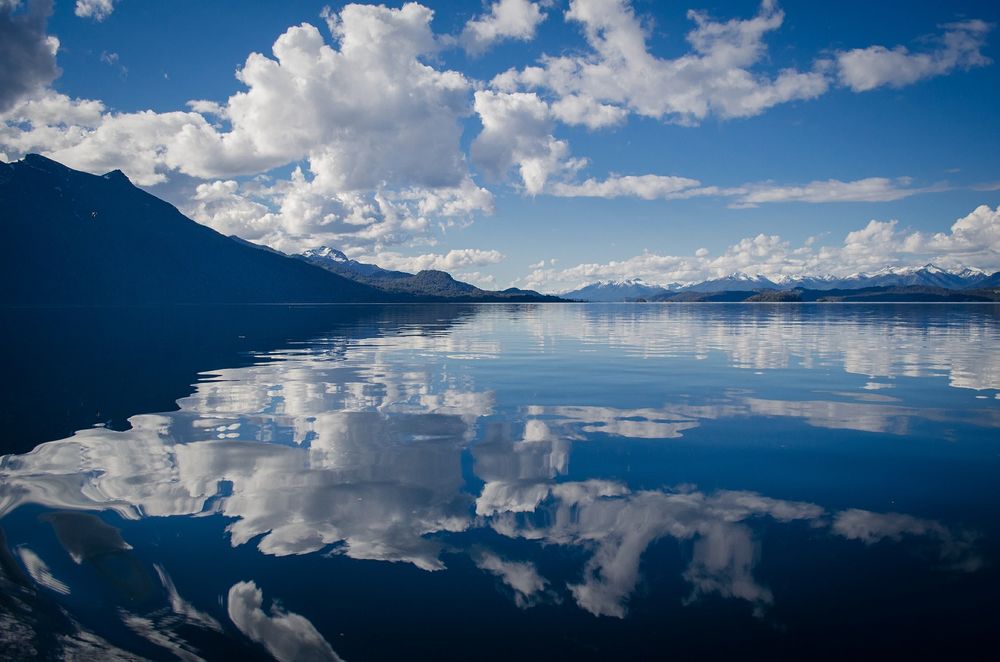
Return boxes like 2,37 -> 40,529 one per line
1,304 -> 999,660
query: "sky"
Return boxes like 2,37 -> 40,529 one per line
2,0 -> 999,292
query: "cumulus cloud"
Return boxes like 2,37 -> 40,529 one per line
182,168 -> 493,254
1,5 -> 495,252
0,0 -> 59,113
491,0 -> 828,127
461,0 -> 549,55
3,5 -> 475,186
901,204 -> 1000,267
228,581 -> 341,662
550,94 -> 627,129
471,90 -> 585,194
514,204 -> 1000,292
75,0 -> 116,21
836,20 -> 992,92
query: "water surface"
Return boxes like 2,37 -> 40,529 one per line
1,304 -> 998,659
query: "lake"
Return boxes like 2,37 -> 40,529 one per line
1,303 -> 998,660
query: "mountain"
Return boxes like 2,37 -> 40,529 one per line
972,271 -> 1000,288
566,264 -> 994,301
300,246 -> 412,281
1,154 -> 393,304
800,264 -> 990,290
1,155 -> 558,304
681,272 -> 778,293
561,279 -> 676,302
298,246 -> 559,300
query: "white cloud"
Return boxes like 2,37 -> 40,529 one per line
2,5 -> 477,187
454,270 -> 498,288
183,169 -> 494,254
371,248 -> 506,273
228,581 -> 342,662
492,0 -> 828,127
99,50 -> 127,77
461,0 -> 549,55
730,176 -> 935,207
1,6 -> 496,252
540,172 -> 931,205
550,174 -> 703,200
550,93 -> 627,129
902,204 -> 1000,268
0,0 -> 59,113
471,90 -> 586,194
514,204 -> 1000,292
836,20 -> 992,92
74,0 -> 116,22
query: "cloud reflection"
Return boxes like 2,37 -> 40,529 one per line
0,303 -> 993,630
228,581 -> 342,662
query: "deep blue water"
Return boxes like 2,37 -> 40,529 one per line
1,303 -> 998,660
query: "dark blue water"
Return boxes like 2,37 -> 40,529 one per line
1,304 -> 998,660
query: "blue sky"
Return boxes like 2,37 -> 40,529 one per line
2,0 -> 999,291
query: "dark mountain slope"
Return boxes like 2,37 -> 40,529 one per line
1,154 -> 391,304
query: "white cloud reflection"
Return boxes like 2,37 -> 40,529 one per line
228,580 -> 342,662
0,305 -> 992,623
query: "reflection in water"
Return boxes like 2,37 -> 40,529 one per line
228,581 -> 341,662
1,304 -> 998,658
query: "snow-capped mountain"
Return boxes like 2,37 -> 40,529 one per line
563,264 -> 995,301
299,246 -> 410,280
681,272 -> 778,293
776,264 -> 990,290
561,279 -> 677,302
302,246 -> 350,262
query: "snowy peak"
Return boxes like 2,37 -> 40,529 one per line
561,279 -> 676,302
564,263 -> 995,300
302,246 -> 350,263
683,272 -> 776,293
835,263 -> 989,290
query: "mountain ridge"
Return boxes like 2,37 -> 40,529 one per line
563,264 -> 998,301
0,155 -> 557,304
297,245 -> 554,300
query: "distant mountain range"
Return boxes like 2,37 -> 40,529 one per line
563,264 -> 1000,302
296,246 -> 549,300
0,155 -> 556,304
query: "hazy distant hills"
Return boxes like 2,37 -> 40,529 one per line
0,155 -> 556,305
564,265 -> 1000,302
